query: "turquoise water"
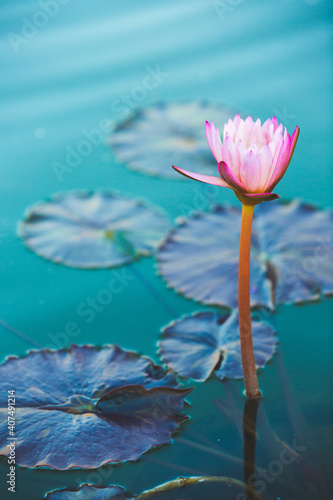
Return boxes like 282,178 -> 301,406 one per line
0,1 -> 332,499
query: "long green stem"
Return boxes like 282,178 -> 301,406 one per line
238,204 -> 261,398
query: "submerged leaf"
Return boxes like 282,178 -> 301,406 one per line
0,345 -> 190,469
19,191 -> 169,268
157,200 -> 333,308
109,101 -> 234,179
97,385 -> 191,422
45,484 -> 132,500
159,310 -> 277,381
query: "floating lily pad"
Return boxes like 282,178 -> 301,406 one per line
45,485 -> 132,500
157,200 -> 333,309
45,476 -> 261,500
159,310 -> 277,381
0,344 -> 191,469
109,102 -> 234,179
19,191 -> 169,268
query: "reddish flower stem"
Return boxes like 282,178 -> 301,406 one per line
238,204 -> 261,399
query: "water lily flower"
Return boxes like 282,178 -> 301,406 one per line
172,114 -> 300,398
173,115 -> 299,205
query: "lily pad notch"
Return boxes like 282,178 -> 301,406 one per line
0,344 -> 191,469
157,200 -> 333,309
159,309 -> 277,382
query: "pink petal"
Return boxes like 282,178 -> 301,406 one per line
265,136 -> 285,187
205,121 -> 215,156
240,150 -> 261,192
233,114 -> 241,130
272,117 -> 279,131
248,120 -> 266,149
262,119 -> 275,142
268,137 -> 280,157
257,144 -> 273,191
245,116 -> 255,128
213,126 -> 223,155
205,121 -> 222,162
234,120 -> 248,145
266,135 -> 291,190
286,126 -> 300,167
223,119 -> 237,141
172,165 -> 230,188
217,161 -> 246,192
268,126 -> 300,191
221,135 -> 241,177
235,139 -> 247,162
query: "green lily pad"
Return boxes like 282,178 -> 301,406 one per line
19,191 -> 169,268
157,200 -> 333,309
45,475 -> 262,500
45,485 -> 132,500
109,101 -> 234,179
159,310 -> 277,381
0,344 -> 191,469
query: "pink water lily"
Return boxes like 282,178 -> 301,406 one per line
172,114 -> 300,398
173,114 -> 299,205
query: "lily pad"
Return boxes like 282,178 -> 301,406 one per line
157,200 -> 333,309
0,344 -> 191,469
45,476 -> 262,500
45,485 -> 132,500
19,191 -> 169,268
109,101 -> 234,179
159,310 -> 277,381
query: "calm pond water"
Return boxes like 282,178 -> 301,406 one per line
0,0 -> 332,499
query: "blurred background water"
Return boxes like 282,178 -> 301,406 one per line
0,0 -> 332,498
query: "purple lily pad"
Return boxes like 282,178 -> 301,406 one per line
109,101 -> 234,179
158,205 -> 272,309
255,200 -> 333,305
45,485 -> 132,500
19,191 -> 169,268
0,344 -> 191,469
159,310 -> 277,381
157,200 -> 333,309
45,475 -> 260,500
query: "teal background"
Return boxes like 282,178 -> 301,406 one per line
0,0 -> 332,499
